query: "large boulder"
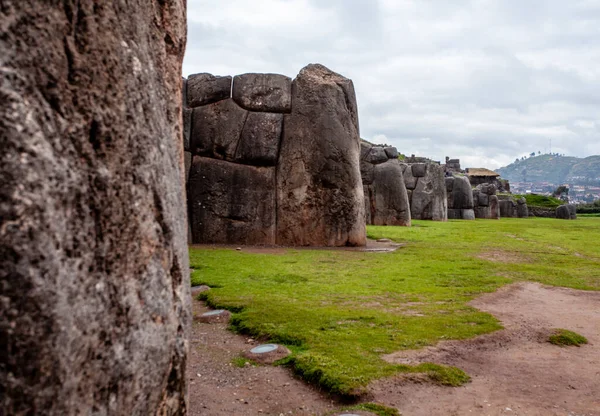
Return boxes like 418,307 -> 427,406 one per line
556,204 -> 577,220
190,98 -> 248,160
364,159 -> 411,226
402,163 -> 418,190
568,204 -> 577,220
499,199 -> 517,217
451,175 -> 474,210
517,197 -> 529,218
235,112 -> 283,166
189,157 -> 277,244
489,195 -> 500,219
410,163 -> 447,221
187,73 -> 232,107
232,73 -> 292,113
1,2 -> 189,414
277,64 -> 366,246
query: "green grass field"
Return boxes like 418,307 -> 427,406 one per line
189,218 -> 600,396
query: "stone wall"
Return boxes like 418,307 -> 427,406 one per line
184,64 -> 366,246
401,162 -> 448,221
446,175 -> 475,219
498,195 -> 529,218
556,204 -> 577,220
472,184 -> 500,219
1,1 -> 189,414
360,141 -> 411,226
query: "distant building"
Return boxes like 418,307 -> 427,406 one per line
466,168 -> 501,186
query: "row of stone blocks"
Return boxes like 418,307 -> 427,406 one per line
183,64 -> 366,246
401,162 -> 447,221
360,141 -> 411,226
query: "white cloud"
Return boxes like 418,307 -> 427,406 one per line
184,0 -> 600,170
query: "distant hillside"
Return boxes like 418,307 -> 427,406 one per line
497,154 -> 600,185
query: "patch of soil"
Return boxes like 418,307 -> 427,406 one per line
187,300 -> 340,416
371,282 -> 600,416
477,250 -> 531,263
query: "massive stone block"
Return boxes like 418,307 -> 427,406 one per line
277,64 -> 366,246
235,112 -> 283,166
365,160 -> 411,226
402,163 -> 418,190
232,73 -> 292,113
489,195 -> 500,219
451,175 -> 474,210
1,1 -> 189,414
499,199 -> 517,217
189,157 -> 276,244
360,141 -> 410,226
409,163 -> 447,221
187,73 -> 232,107
190,98 -> 248,160
517,197 -> 529,218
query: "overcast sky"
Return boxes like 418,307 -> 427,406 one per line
183,0 -> 600,169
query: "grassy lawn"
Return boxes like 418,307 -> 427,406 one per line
189,218 -> 600,396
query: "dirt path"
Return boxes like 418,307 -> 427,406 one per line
187,280 -> 600,415
373,282 -> 600,416
187,300 -> 339,416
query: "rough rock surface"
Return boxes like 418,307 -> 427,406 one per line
189,157 -> 277,244
360,141 -> 410,226
367,161 -> 411,226
232,73 -> 292,113
556,204 -> 577,220
1,1 -> 189,414
235,112 -> 283,166
277,64 -> 366,246
473,183 -> 500,219
408,163 -> 447,221
446,175 -> 475,220
190,98 -> 248,160
451,176 -> 474,209
517,197 -> 529,218
187,73 -> 232,108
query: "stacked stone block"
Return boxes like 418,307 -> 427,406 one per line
498,196 -> 529,218
360,142 -> 411,226
472,183 -> 500,219
556,204 -> 577,220
400,162 -> 448,221
446,175 -> 475,219
184,65 -> 366,246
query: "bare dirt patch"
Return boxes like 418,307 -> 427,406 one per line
371,282 -> 600,416
187,299 -> 339,416
477,250 -> 532,263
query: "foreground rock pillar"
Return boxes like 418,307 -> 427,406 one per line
277,64 -> 366,246
1,1 -> 190,414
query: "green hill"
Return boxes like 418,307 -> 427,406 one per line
497,154 -> 600,185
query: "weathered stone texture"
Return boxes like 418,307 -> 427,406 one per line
556,204 -> 577,220
232,73 -> 292,113
187,73 -> 232,107
402,163 -> 418,190
190,98 -> 248,160
409,163 -> 447,221
364,160 -> 411,226
189,157 -> 277,244
235,112 -> 283,166
359,142 -> 410,226
277,64 -> 366,246
446,175 -> 474,220
451,176 -> 474,210
411,163 -> 427,178
1,1 -> 189,414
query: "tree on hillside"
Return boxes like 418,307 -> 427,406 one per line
553,185 -> 569,202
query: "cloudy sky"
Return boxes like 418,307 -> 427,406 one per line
183,0 -> 600,169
